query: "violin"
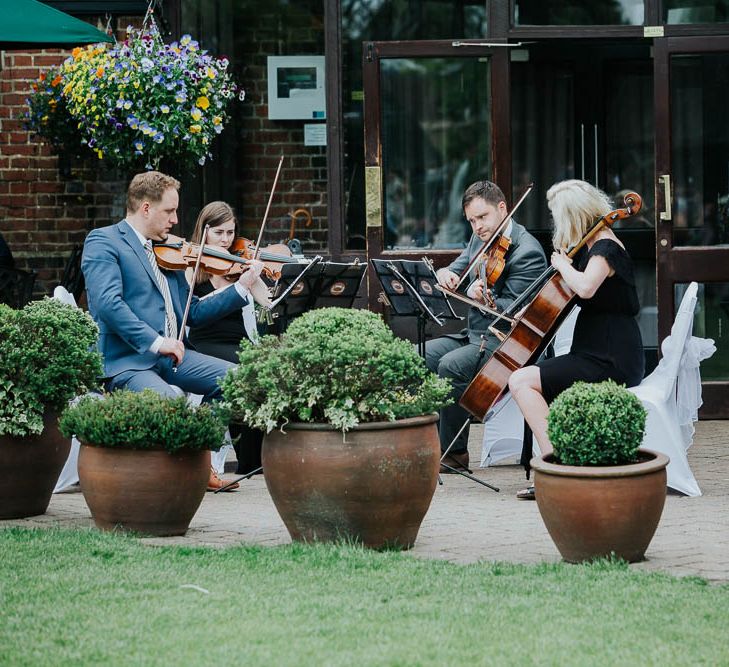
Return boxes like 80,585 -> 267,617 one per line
229,236 -> 300,281
152,234 -> 257,278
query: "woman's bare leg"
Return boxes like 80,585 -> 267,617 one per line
509,366 -> 553,456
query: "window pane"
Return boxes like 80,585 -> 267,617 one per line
341,0 -> 487,250
670,53 -> 729,247
665,1 -> 729,23
514,0 -> 644,25
676,283 -> 729,381
380,57 -> 491,250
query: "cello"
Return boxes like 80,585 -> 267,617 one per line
459,191 -> 643,421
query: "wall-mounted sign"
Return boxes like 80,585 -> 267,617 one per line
304,123 -> 327,146
267,55 -> 326,120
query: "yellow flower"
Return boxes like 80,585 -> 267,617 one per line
189,124 -> 202,134
191,107 -> 203,121
96,149 -> 103,159
212,116 -> 222,126
196,96 -> 210,110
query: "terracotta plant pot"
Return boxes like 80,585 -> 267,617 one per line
0,411 -> 69,520
78,445 -> 210,536
262,414 -> 440,549
531,448 -> 669,563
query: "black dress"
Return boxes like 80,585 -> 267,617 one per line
188,280 -> 248,364
538,238 -> 645,403
188,280 -> 264,475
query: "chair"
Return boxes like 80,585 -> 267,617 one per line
628,282 -> 715,497
0,266 -> 36,308
60,245 -> 85,302
480,307 -> 580,467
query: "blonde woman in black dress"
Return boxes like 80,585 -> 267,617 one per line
509,180 -> 644,498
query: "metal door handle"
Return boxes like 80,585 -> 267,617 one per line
580,124 -> 585,180
659,174 -> 672,221
593,124 -> 599,187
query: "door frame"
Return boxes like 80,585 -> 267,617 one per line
654,35 -> 729,417
362,40 -> 512,309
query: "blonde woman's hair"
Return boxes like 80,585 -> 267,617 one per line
547,179 -> 613,250
191,201 -> 237,285
126,171 -> 180,213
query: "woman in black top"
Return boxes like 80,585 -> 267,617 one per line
509,180 -> 644,494
188,202 -> 271,483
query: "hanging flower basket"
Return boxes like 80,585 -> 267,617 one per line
26,23 -> 243,171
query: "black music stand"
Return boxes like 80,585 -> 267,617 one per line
371,259 -> 461,357
269,258 -> 367,332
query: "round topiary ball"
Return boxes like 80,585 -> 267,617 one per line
546,380 -> 647,466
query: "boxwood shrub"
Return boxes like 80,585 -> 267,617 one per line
221,307 -> 452,432
0,299 -> 103,437
59,390 -> 229,452
547,380 -> 647,466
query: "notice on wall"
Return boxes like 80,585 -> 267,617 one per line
304,123 -> 327,146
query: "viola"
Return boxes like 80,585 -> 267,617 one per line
229,236 -> 300,281
459,191 -> 643,421
451,184 -> 533,292
480,233 -> 512,288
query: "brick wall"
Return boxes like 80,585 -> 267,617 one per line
0,18 -> 139,297
180,0 -> 328,252
0,3 -> 330,298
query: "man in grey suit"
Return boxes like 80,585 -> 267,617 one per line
81,171 -> 264,404
427,180 -> 547,472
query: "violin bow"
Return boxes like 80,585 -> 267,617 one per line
454,183 -> 533,291
173,224 -> 210,372
252,154 -> 285,261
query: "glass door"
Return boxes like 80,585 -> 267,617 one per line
654,36 -> 729,417
510,41 -> 657,369
362,41 -> 510,308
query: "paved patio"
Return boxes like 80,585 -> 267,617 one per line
3,421 -> 728,582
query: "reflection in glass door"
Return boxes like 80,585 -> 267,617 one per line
380,57 -> 492,250
511,43 -> 657,364
669,53 -> 729,248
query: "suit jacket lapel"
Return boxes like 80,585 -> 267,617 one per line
119,220 -> 165,297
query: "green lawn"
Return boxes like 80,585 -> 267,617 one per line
1,527 -> 728,666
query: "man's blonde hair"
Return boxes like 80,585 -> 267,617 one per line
547,180 -> 612,250
126,171 -> 181,213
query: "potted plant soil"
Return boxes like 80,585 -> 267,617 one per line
531,380 -> 669,563
0,299 -> 102,519
221,308 -> 452,549
59,390 -> 229,536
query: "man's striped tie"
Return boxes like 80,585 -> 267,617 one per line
144,239 -> 178,340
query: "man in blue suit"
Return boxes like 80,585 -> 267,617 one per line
81,171 -> 264,404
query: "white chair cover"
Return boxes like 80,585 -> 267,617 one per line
629,282 -> 714,497
480,307 -> 580,467
52,285 -> 77,307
